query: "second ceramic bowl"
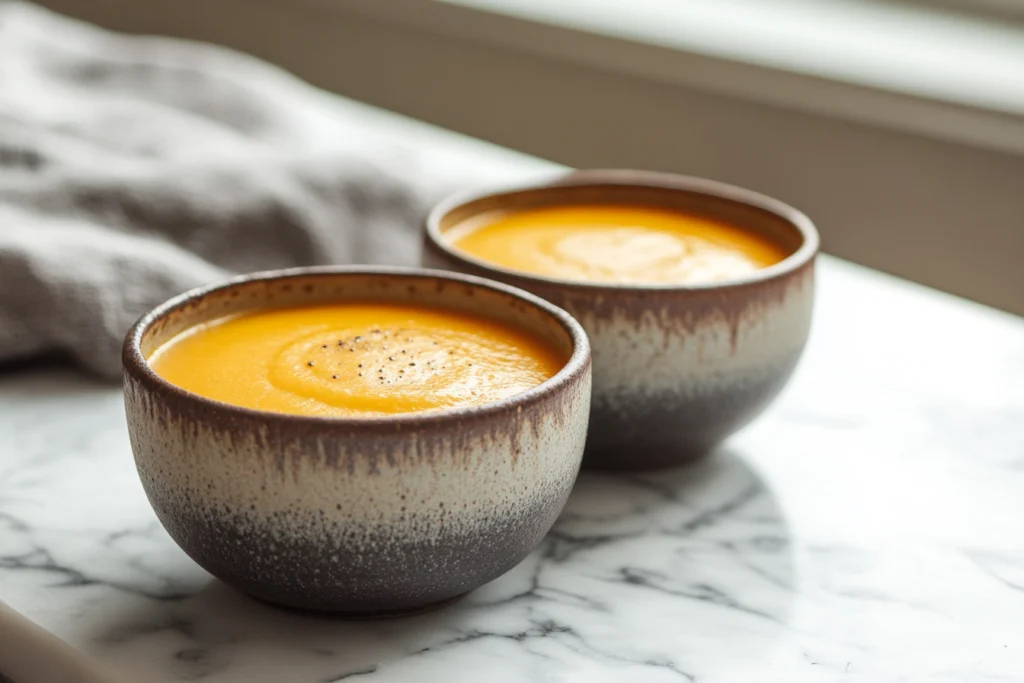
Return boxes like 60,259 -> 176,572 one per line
122,267 -> 591,615
423,170 -> 818,469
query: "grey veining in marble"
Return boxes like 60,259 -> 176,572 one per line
3,256 -> 1024,682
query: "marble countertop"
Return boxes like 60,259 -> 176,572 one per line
3,103 -> 1024,683
3,254 -> 1024,682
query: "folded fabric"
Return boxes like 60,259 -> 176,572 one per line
0,2 -> 530,379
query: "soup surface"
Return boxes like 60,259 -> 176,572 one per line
149,303 -> 564,417
448,204 -> 789,285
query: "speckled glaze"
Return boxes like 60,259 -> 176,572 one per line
122,267 -> 591,615
423,170 -> 817,470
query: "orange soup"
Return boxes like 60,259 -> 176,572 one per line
448,204 -> 789,285
148,303 -> 563,417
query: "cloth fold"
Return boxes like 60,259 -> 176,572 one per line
0,2 -> 523,379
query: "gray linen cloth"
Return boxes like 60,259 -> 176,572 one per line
0,2 -> 533,379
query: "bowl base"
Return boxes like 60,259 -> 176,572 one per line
582,445 -> 712,471
245,589 -> 470,620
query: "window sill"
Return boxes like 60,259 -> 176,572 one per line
326,0 -> 1024,154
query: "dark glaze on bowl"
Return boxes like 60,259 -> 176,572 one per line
122,267 -> 591,615
423,170 -> 817,470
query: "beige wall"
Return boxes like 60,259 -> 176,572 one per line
37,0 -> 1024,316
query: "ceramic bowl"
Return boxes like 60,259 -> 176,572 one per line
122,267 -> 591,615
422,169 -> 817,469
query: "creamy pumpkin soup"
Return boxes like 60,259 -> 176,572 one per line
148,303 -> 563,417
448,204 -> 789,285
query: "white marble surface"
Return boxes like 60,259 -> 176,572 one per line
3,252 -> 1024,682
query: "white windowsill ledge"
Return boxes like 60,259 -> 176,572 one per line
326,0 -> 1024,155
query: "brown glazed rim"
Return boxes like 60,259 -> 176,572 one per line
426,168 -> 820,292
123,266 -> 591,431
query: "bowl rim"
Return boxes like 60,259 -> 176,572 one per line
425,168 -> 820,292
123,266 -> 591,431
